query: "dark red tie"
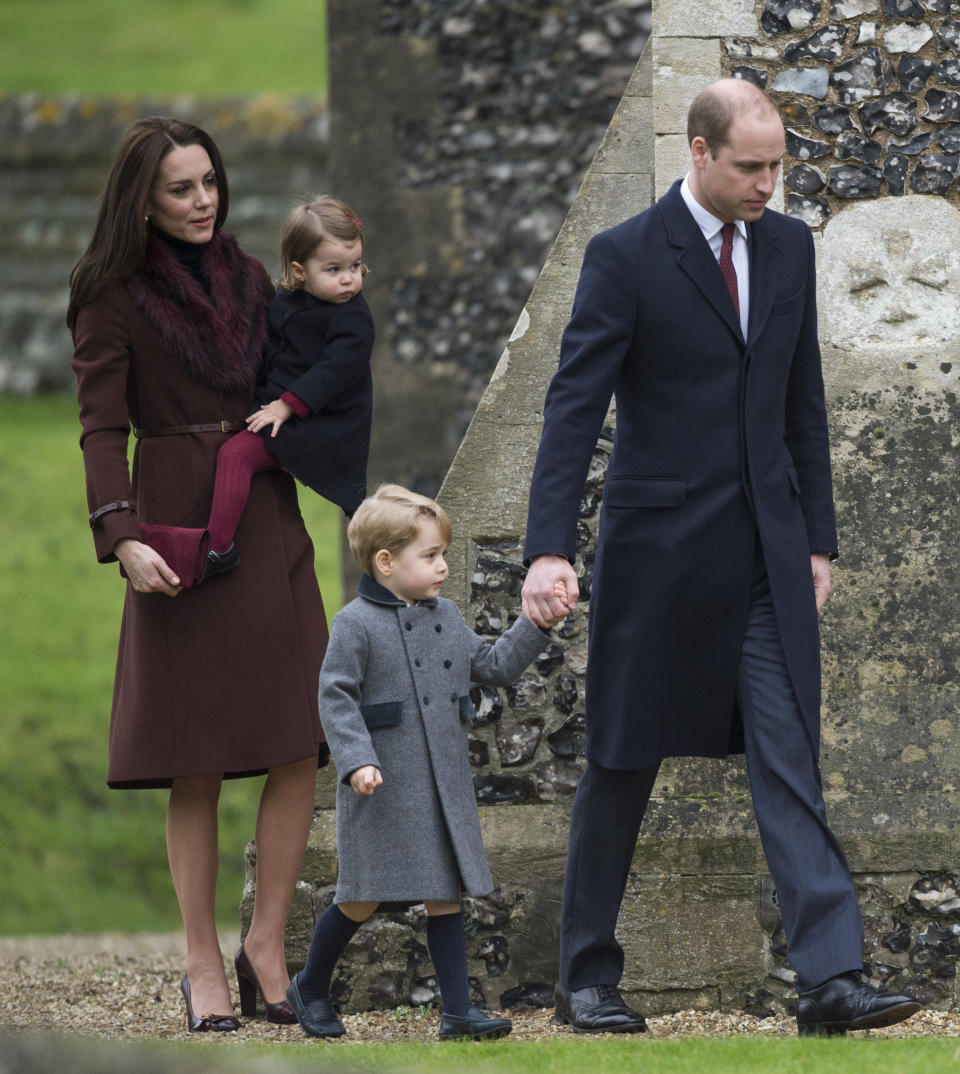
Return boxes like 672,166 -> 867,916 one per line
719,222 -> 740,317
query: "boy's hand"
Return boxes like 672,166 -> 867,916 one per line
246,398 -> 294,437
350,765 -> 382,796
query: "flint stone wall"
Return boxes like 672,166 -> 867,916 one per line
326,0 -> 652,501
282,0 -> 960,1018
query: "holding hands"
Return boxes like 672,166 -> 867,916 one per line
350,765 -> 383,796
246,398 -> 294,438
522,554 -> 578,629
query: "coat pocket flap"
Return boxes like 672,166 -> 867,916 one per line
604,477 -> 686,508
771,288 -> 804,317
458,695 -> 477,722
361,701 -> 402,729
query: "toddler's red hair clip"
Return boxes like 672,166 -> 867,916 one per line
344,208 -> 364,230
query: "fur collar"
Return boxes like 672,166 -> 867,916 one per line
126,231 -> 269,392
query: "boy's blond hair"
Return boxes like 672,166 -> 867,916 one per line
348,485 -> 453,577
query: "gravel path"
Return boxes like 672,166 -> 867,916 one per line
1,932 -> 957,1046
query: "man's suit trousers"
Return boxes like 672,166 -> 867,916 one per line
559,552 -> 864,993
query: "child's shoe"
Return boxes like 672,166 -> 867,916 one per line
202,543 -> 239,582
285,974 -> 346,1038
438,1006 -> 512,1041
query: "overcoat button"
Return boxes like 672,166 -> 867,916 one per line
443,659 -> 452,669
423,696 -> 430,705
415,659 -> 421,667
435,624 -> 442,633
405,622 -> 413,631
451,693 -> 458,702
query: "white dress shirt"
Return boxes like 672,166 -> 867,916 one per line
680,174 -> 750,339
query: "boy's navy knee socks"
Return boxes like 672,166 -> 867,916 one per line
297,903 -> 362,1003
426,910 -> 471,1017
299,905 -> 472,1015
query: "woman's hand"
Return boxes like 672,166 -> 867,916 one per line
246,399 -> 294,438
349,765 -> 383,796
114,537 -> 182,596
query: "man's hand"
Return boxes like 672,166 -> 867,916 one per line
522,554 -> 579,629
811,553 -> 831,614
350,765 -> 382,796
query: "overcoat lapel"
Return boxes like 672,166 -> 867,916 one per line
660,184 -> 743,346
745,213 -> 782,344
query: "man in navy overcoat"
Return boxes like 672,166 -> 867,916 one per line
521,79 -> 918,1037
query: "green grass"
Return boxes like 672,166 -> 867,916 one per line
0,394 -> 342,934
12,1033 -> 960,1074
252,1036 -> 960,1072
0,0 -> 327,96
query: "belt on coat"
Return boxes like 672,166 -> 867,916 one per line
132,421 -> 242,438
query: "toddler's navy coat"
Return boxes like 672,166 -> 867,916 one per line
256,288 -> 374,515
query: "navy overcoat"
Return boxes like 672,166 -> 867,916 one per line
524,182 -> 837,769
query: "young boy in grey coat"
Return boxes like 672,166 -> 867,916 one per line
286,484 -> 564,1041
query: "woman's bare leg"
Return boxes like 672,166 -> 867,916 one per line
166,773 -> 232,1016
241,755 -> 317,1003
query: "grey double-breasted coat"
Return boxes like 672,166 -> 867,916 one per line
319,574 -> 549,904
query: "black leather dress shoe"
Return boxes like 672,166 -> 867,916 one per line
555,985 -> 647,1034
285,974 -> 346,1038
796,972 -> 920,1036
438,1006 -> 512,1040
202,543 -> 239,582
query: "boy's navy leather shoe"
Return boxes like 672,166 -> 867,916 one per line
796,972 -> 920,1036
285,974 -> 346,1038
438,1006 -> 512,1040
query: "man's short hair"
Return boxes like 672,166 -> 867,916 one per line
687,80 -> 779,154
347,484 -> 453,576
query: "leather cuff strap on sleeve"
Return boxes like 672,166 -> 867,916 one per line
89,500 -> 135,529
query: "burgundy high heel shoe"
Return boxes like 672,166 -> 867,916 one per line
235,945 -> 297,1024
180,974 -> 240,1033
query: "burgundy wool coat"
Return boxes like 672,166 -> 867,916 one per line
72,231 -> 329,788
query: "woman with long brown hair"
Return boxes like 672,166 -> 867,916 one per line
69,117 -> 328,1032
